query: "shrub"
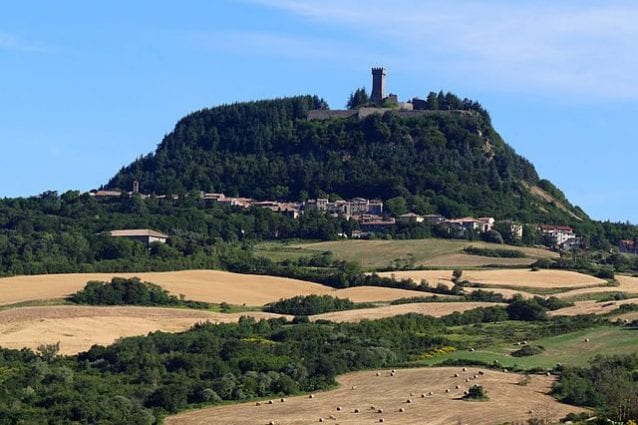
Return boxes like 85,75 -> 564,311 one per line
265,295 -> 363,315
511,345 -> 545,357
464,384 -> 488,400
463,246 -> 526,258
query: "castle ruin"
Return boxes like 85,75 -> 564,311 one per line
370,67 -> 387,104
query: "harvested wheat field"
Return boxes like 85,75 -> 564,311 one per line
0,270 -> 337,306
549,299 -> 638,317
310,302 -> 504,323
166,367 -> 586,425
332,286 -> 453,303
0,305 -> 286,354
380,269 -> 605,290
556,274 -> 638,299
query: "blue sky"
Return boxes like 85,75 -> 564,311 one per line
1,1 -> 637,222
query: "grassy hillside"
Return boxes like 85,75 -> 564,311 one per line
255,239 -> 558,270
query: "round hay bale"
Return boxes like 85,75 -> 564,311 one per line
391,369 -> 397,373
269,421 -> 275,425
377,408 -> 384,413
376,372 -> 381,376
390,372 -> 396,377
351,385 -> 357,390
354,408 -> 360,413
465,378 -> 470,382
318,418 -> 324,423
462,367 -> 467,372
256,402 -> 261,406
379,419 -> 385,423
280,398 -> 286,402
268,400 -> 274,404
478,370 -> 484,375
406,399 -> 412,403
584,338 -> 590,342
428,391 -> 433,396
421,393 -> 426,398
503,368 -> 508,373
523,340 -> 528,344
469,348 -> 475,352
528,410 -> 534,414
464,390 -> 469,395
546,372 -> 552,376
309,394 -> 315,399
455,385 -> 461,389
410,392 -> 415,396
473,375 -> 479,379
399,407 -> 405,412
454,373 -> 459,377
336,406 -> 342,411
445,389 -> 450,393
370,405 -> 376,410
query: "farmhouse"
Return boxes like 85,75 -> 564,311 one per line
539,225 -> 578,249
108,229 -> 169,246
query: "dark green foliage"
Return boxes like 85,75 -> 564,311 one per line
68,277 -> 209,309
596,266 -> 616,279
464,289 -> 508,303
506,297 -> 548,321
554,355 -> 638,421
265,295 -> 362,315
390,295 -> 449,305
534,296 -> 574,311
107,96 -> 583,223
464,384 -> 488,400
347,87 -> 369,109
463,246 -> 526,258
511,344 -> 545,357
440,306 -> 509,326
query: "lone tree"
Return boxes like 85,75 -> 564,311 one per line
347,87 -> 369,109
465,384 -> 488,400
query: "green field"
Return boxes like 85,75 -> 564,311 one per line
420,325 -> 638,369
254,239 -> 558,270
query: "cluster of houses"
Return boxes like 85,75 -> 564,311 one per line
94,185 -> 582,251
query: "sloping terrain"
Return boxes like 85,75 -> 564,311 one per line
0,305 -> 286,354
166,367 -> 586,425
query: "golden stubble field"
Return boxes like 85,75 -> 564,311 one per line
0,270 -> 449,307
0,305 -> 287,354
311,301 -> 504,323
379,269 -> 606,289
166,367 -> 587,425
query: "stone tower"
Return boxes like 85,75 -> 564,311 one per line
370,67 -> 386,104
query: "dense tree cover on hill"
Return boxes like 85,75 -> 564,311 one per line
69,277 -> 209,309
0,309 -> 610,424
107,95 -> 583,224
0,192 -> 352,275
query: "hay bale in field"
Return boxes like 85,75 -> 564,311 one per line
445,389 -> 450,393
256,402 -> 261,406
399,407 -> 405,412
268,421 -> 276,425
351,385 -> 357,390
478,370 -> 484,375
377,408 -> 384,413
503,368 -> 508,373
318,418 -> 324,423
376,372 -> 381,376
328,414 -> 336,420
336,406 -> 342,411
268,400 -> 274,404
391,369 -> 397,373
454,373 -> 459,377
428,391 -> 433,396
462,367 -> 467,372
455,385 -> 461,389
406,399 -> 412,403
354,408 -> 360,413
309,394 -> 315,399
584,338 -> 590,342
280,398 -> 286,402
390,372 -> 396,376
421,393 -> 426,398
379,419 -> 385,423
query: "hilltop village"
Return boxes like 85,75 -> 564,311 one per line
91,185 -> 580,251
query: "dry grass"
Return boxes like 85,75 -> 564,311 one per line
556,275 -> 638,299
549,299 -> 638,317
310,302 -> 504,323
0,270 -> 336,307
0,305 -> 286,355
166,367 -> 587,425
0,270 -> 449,307
381,269 -> 605,289
287,239 -> 557,269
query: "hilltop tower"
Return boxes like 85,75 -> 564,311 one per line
370,67 -> 386,104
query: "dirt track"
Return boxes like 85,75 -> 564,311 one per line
166,367 -> 587,425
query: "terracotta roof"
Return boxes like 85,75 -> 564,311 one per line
109,229 -> 169,239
